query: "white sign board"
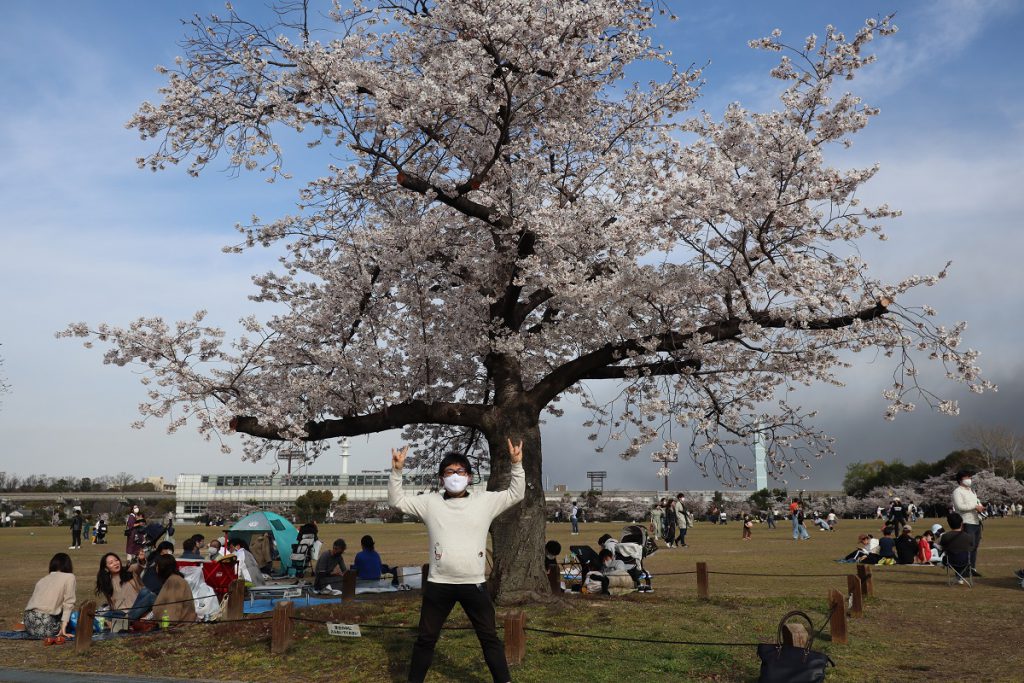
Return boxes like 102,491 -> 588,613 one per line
327,623 -> 362,638
282,588 -> 303,599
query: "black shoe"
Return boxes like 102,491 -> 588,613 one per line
970,568 -> 982,577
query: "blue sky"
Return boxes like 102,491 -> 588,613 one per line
1,1 -> 1021,491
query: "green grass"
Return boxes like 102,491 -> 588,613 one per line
1,518 -> 1022,682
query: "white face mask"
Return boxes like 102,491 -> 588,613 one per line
962,478 -> 972,487
442,473 -> 469,494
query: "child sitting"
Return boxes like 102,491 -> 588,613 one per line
583,549 -> 629,595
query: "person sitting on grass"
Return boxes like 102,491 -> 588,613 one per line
876,527 -> 897,565
353,534 -> 398,585
24,553 -> 76,640
226,537 -> 266,586
916,530 -> 939,564
584,549 -> 629,595
149,555 -> 197,626
839,534 -> 872,563
313,538 -> 348,594
895,525 -> 918,565
95,552 -> 142,621
544,540 -> 562,572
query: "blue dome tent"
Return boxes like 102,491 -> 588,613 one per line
228,511 -> 299,575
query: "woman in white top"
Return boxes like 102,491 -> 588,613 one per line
24,553 -> 77,639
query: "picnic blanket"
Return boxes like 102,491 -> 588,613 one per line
242,596 -> 342,614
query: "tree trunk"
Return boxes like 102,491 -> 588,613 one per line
484,412 -> 550,604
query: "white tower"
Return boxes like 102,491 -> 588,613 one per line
340,437 -> 350,476
754,428 -> 768,491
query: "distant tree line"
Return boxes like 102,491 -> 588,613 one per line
0,471 -> 157,493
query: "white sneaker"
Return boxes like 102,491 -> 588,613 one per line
68,546 -> 76,549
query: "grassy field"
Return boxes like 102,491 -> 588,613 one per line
0,518 -> 1021,682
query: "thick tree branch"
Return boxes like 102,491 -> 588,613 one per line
230,399 -> 489,441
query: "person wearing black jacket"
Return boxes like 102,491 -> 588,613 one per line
894,526 -> 918,564
887,498 -> 908,530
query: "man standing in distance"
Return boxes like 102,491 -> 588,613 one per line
951,470 -> 984,576
389,440 -> 524,683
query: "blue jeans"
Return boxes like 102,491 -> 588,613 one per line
127,587 -> 157,620
570,516 -> 578,533
793,521 -> 809,540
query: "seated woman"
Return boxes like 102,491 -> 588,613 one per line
150,555 -> 197,625
125,541 -> 176,620
353,535 -> 398,585
24,553 -> 76,640
583,549 -> 631,595
95,552 -> 142,622
839,534 -> 872,562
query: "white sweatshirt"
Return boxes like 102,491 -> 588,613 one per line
952,485 -> 981,525
388,463 -> 525,584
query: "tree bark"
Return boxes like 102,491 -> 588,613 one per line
484,411 -> 550,604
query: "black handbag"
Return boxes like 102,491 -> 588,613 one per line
756,610 -> 835,683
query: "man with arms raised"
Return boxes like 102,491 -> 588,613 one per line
389,440 -> 524,683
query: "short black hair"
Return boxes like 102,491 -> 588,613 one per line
156,541 -> 175,554
437,453 -> 473,477
49,552 -> 73,574
190,533 -> 205,543
881,526 -> 893,536
360,535 -> 374,549
947,512 -> 964,529
155,554 -> 182,581
229,537 -> 249,551
598,549 -> 614,560
183,538 -> 197,552
545,540 -> 562,556
597,534 -> 612,546
333,538 -> 347,551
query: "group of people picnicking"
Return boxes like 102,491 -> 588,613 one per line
836,470 -> 998,584
23,508 -> 402,642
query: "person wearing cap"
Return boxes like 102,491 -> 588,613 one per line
389,440 -> 524,683
885,497 -> 907,531
952,470 -> 984,576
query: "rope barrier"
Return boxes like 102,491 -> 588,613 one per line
707,571 -> 852,578
522,626 -> 760,647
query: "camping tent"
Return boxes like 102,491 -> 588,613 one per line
228,511 -> 299,575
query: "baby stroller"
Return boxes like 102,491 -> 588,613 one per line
617,525 -> 655,592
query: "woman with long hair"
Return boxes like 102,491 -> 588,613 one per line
95,552 -> 141,617
24,553 -> 76,639
150,554 -> 196,625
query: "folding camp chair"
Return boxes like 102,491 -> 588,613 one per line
289,534 -> 316,578
944,551 -> 973,587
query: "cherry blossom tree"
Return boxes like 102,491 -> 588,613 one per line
61,1 -> 991,600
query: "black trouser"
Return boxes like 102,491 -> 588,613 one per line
409,581 -> 510,683
963,523 -> 982,569
71,529 -> 81,546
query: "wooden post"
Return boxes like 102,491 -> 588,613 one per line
503,610 -> 526,665
828,589 -> 848,645
856,564 -> 874,597
75,601 -> 96,654
696,562 -> 709,599
270,600 -> 295,654
546,565 -> 562,594
847,575 -> 863,617
781,622 -> 808,648
342,569 -> 357,600
226,579 -> 245,621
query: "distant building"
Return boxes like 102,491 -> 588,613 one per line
145,476 -> 176,492
173,471 -> 486,522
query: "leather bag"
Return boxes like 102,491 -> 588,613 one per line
756,610 -> 835,683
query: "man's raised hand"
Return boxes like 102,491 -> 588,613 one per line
507,438 -> 523,464
392,445 -> 409,471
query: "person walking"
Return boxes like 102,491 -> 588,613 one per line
569,500 -> 579,535
389,440 -> 524,683
649,503 -> 664,545
674,494 -> 691,548
662,497 -> 678,548
951,470 -> 984,576
766,508 -> 777,529
793,503 -> 810,541
741,513 -> 753,541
